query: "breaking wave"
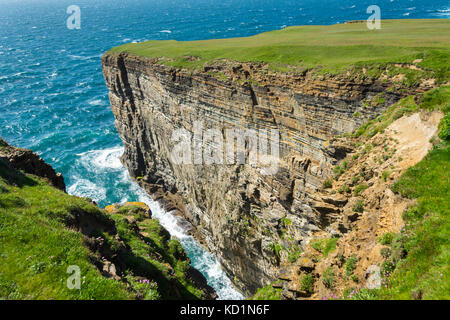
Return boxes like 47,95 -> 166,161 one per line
67,146 -> 243,300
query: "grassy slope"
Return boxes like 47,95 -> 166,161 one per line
351,86 -> 449,300
0,158 -> 204,300
352,86 -> 450,139
381,140 -> 449,299
109,19 -> 449,81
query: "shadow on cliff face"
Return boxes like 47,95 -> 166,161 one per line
0,158 -> 38,210
0,138 -> 65,191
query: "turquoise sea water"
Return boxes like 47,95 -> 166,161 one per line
0,0 -> 448,299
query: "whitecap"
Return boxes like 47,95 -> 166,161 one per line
159,30 -> 172,33
131,184 -> 244,300
77,146 -> 124,170
48,71 -> 57,79
68,178 -> 107,202
433,8 -> 450,16
68,54 -> 101,61
88,99 -> 103,106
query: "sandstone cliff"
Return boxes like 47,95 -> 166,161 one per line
101,51 -> 438,294
0,138 -> 215,300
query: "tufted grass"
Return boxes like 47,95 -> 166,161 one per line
0,158 -> 204,300
371,140 -> 450,300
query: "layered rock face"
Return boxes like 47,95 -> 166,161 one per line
101,53 -> 420,294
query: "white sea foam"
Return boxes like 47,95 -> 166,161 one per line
68,54 -> 101,61
77,147 -> 124,170
68,178 -> 107,201
433,8 -> 450,16
48,71 -> 57,79
68,146 -> 243,300
129,173 -> 243,300
88,99 -> 104,106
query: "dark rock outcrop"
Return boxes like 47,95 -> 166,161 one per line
0,138 -> 66,191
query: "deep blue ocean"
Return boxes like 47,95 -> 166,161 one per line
0,0 -> 448,299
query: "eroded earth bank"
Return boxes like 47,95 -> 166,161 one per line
102,48 -> 445,297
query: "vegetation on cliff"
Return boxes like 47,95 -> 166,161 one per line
376,138 -> 449,299
350,86 -> 449,300
251,85 -> 449,300
109,19 -> 449,84
0,140 -> 211,300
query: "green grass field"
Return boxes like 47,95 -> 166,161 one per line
109,19 -> 449,81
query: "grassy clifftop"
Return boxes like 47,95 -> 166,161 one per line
0,141 -> 212,300
109,19 -> 449,81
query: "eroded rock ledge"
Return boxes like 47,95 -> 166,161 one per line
101,52 -> 432,294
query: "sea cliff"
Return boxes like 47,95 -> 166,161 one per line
102,20 -> 449,296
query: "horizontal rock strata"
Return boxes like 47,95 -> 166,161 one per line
102,53 -> 427,294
